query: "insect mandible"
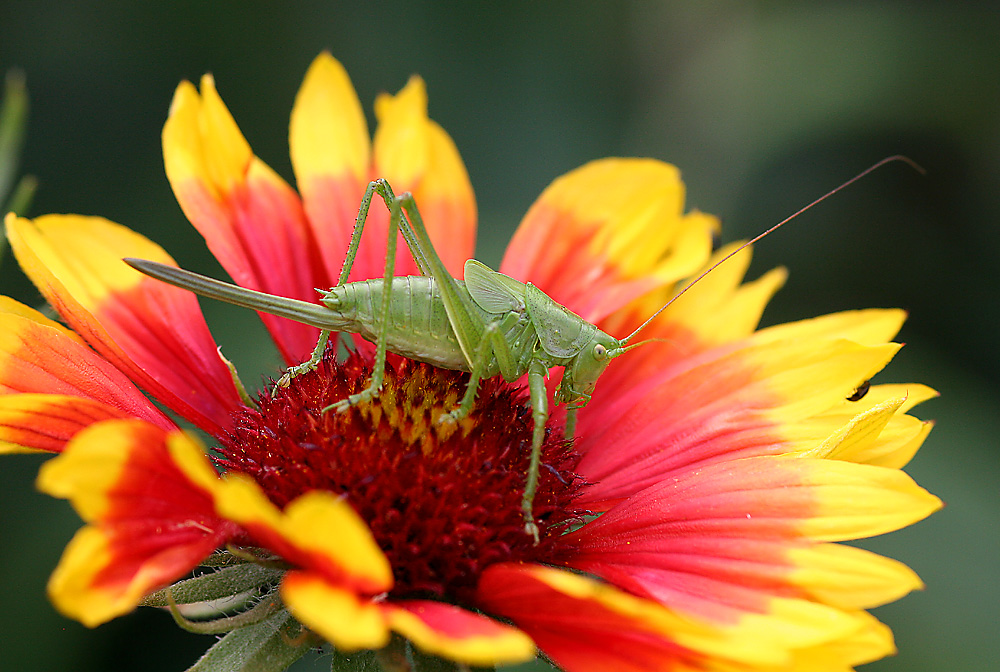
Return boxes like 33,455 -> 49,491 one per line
125,157 -> 917,542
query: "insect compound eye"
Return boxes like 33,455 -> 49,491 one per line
593,343 -> 608,360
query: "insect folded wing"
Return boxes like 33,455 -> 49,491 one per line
464,259 -> 526,314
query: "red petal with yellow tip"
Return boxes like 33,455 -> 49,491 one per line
405,120 -> 477,272
37,420 -> 238,627
784,611 -> 897,671
280,572 -> 390,652
559,456 -> 940,629
289,53 -> 372,283
500,159 -> 716,324
0,294 -> 85,342
0,394 -> 133,454
595,244 -> 786,397
372,77 -> 476,277
475,563 -> 779,672
575,336 -> 902,503
212,477 -> 393,597
6,214 -> 244,435
164,76 -> 328,362
382,600 -> 535,667
211,480 -> 400,654
0,301 -> 172,430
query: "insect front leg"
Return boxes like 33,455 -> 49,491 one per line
564,406 -> 579,441
439,324 -> 499,426
439,312 -> 521,425
522,357 -> 550,544
277,330 -> 331,387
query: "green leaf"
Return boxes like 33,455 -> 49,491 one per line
185,610 -> 316,672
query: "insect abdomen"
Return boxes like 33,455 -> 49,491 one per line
323,277 -> 469,370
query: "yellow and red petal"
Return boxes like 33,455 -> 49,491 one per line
588,249 -> 904,412
281,578 -> 536,665
782,611 -> 896,671
576,335 -> 903,503
476,563 -> 782,672
0,394 -> 133,454
217,473 -> 533,664
164,75 -> 326,362
372,76 -> 476,278
754,308 -> 907,347
6,214 -> 244,435
212,475 -> 392,596
558,455 -> 939,649
0,300 -> 172,430
597,276 -> 902,406
500,159 -> 717,324
289,52 -> 372,283
280,572 -> 390,652
787,543 -> 923,610
37,420 -> 238,626
0,294 -> 84,342
290,53 -> 370,189
382,600 -> 535,666
786,390 -> 936,468
597,244 -> 787,395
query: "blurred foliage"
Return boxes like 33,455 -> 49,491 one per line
0,71 -> 28,201
1,2 -> 997,671
0,70 -> 35,225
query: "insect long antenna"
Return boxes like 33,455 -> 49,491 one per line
610,337 -> 677,358
619,155 -> 925,345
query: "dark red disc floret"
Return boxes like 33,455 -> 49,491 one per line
215,350 -> 585,603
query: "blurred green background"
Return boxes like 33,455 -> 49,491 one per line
1,2 -> 997,670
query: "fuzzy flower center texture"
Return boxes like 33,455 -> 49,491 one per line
215,349 -> 585,603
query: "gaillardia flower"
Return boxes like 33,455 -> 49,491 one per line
2,53 -> 939,671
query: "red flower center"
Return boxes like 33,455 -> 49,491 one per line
216,350 -> 585,602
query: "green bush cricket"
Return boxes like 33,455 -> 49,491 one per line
125,157 -> 917,542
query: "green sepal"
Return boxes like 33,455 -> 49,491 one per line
185,610 -> 317,672
219,346 -> 257,408
200,549 -> 253,567
167,588 -> 284,634
140,563 -> 283,608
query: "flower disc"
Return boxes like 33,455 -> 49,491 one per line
217,351 -> 585,602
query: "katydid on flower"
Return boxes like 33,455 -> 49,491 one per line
125,157 -> 917,542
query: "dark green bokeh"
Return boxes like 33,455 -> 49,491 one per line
1,2 -> 997,671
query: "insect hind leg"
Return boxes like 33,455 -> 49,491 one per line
323,184 -> 414,413
281,179 -> 432,390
